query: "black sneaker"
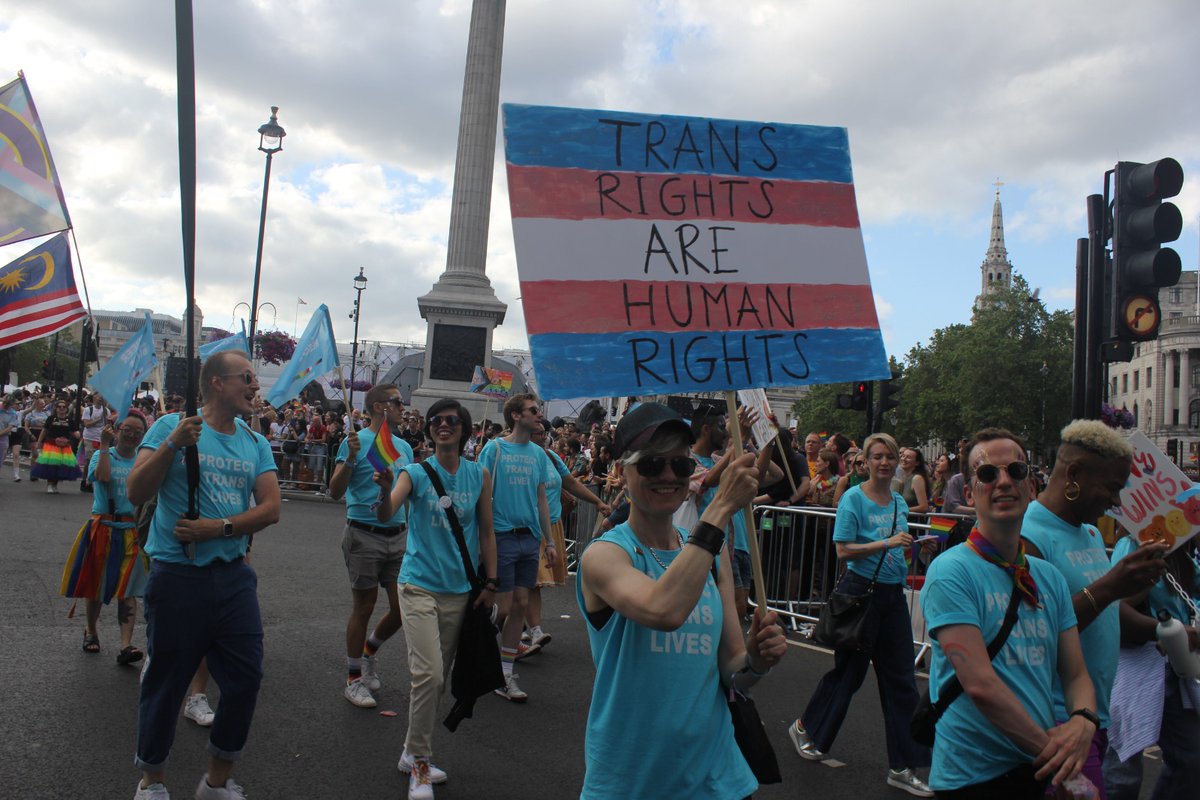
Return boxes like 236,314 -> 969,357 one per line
80,481 -> 93,493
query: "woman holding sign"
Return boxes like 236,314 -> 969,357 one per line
576,402 -> 788,800
788,432 -> 933,797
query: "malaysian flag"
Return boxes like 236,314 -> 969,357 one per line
0,232 -> 87,348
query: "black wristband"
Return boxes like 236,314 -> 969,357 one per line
686,521 -> 725,556
1070,708 -> 1099,729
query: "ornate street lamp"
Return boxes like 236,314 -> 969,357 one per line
347,267 -> 368,415
247,106 -> 286,352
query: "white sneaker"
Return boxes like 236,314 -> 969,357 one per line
361,654 -> 381,691
344,677 -> 377,708
183,693 -> 215,727
133,782 -> 170,800
398,748 -> 448,784
407,759 -> 434,800
887,768 -> 934,798
494,673 -> 528,703
194,775 -> 247,799
46,484 -> 56,494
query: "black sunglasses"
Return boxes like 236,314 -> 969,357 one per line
219,372 -> 256,385
975,462 -> 1030,484
385,397 -> 404,407
633,455 -> 698,478
428,414 -> 462,428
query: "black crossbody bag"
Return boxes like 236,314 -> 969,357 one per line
910,585 -> 1022,746
813,498 -> 898,652
416,460 -> 505,731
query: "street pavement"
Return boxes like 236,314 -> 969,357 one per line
1,477 -> 1162,799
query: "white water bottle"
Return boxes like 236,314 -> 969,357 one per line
1156,610 -> 1200,680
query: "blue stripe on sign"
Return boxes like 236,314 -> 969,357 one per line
503,103 -> 853,184
528,328 -> 889,400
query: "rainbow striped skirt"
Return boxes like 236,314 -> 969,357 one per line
60,515 -> 148,602
31,442 -> 82,481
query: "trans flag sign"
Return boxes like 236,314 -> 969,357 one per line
502,104 -> 889,400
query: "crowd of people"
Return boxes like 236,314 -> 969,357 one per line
7,368 -> 1200,800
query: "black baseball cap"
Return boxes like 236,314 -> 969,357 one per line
613,402 -> 695,458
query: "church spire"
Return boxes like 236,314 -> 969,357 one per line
978,180 -> 1013,303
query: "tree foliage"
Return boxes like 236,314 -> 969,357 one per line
791,275 -> 1074,459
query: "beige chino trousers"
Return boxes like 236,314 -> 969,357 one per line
397,583 -> 470,757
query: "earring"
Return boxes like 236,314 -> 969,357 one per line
1064,481 -> 1081,502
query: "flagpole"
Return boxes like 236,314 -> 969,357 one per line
175,0 -> 201,553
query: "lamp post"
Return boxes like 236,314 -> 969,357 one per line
1039,360 -> 1050,462
347,267 -> 368,416
247,106 -> 286,353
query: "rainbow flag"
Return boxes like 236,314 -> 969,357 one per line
927,515 -> 956,541
365,427 -> 403,473
470,365 -> 513,399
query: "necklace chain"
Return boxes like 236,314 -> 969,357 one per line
1162,571 -> 1200,625
644,531 -> 685,571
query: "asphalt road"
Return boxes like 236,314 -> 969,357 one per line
0,477 -> 1162,799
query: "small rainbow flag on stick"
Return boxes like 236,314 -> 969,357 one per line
927,515 -> 956,541
365,427 -> 402,473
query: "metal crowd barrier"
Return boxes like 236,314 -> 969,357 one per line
273,443 -> 331,493
754,505 -> 974,667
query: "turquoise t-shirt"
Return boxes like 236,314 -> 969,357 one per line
576,523 -> 756,800
1021,500 -> 1118,726
140,414 -> 277,567
399,458 -> 485,595
544,449 -> 571,524
479,438 -> 549,539
335,428 -> 414,526
1112,535 -> 1200,626
88,448 -> 138,528
922,545 -> 1076,791
832,486 -> 909,585
694,452 -> 749,554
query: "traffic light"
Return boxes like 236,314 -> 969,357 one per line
879,372 -> 902,414
41,359 -> 51,380
1111,158 -> 1184,342
836,381 -> 871,411
1167,438 -> 1179,460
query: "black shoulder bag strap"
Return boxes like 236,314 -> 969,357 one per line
931,582 -> 1023,717
419,460 -> 481,591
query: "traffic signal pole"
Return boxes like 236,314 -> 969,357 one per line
1071,237 -> 1089,419
1084,192 -> 1106,420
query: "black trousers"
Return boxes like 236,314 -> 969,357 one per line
934,763 -> 1046,800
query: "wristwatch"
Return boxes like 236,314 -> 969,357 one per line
1070,708 -> 1100,728
221,518 -> 235,538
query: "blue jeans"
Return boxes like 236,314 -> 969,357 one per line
1102,671 -> 1200,800
802,572 -> 931,769
134,559 -> 263,771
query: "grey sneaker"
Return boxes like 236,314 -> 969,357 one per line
194,775 -> 247,799
787,720 -> 825,761
361,654 -> 382,691
133,782 -> 170,800
887,768 -> 934,797
344,677 -> 377,708
494,673 -> 528,703
398,748 -> 448,784
183,693 -> 215,727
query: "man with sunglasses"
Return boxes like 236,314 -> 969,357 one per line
1020,420 -> 1169,797
478,392 -> 556,702
328,383 -> 414,709
921,427 -> 1096,798
126,351 -> 281,800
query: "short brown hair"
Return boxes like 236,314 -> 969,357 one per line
504,393 -> 537,427
364,384 -> 399,414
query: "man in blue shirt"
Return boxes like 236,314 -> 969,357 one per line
328,383 -> 414,709
477,393 -> 555,702
126,352 -> 281,800
922,427 -> 1097,798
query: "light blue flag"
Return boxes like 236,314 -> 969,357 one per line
265,304 -> 340,408
199,319 -> 249,360
88,311 -> 158,423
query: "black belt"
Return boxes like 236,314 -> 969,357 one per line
498,527 -> 534,536
348,520 -> 405,538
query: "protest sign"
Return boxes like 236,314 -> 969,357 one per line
503,103 -> 889,400
736,387 -> 779,451
1109,430 -> 1198,553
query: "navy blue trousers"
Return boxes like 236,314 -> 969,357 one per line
134,559 -> 263,771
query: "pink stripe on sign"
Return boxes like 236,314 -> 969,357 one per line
520,280 -> 879,335
506,163 -> 861,227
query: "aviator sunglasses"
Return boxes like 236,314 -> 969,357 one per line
633,455 -> 698,478
975,462 -> 1030,484
428,414 -> 462,428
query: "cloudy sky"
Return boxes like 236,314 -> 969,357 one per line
3,0 -> 1198,363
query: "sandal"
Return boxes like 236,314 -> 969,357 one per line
116,645 -> 144,665
82,632 -> 100,654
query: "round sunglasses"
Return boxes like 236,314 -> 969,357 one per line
975,462 -> 1029,484
633,455 -> 698,478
